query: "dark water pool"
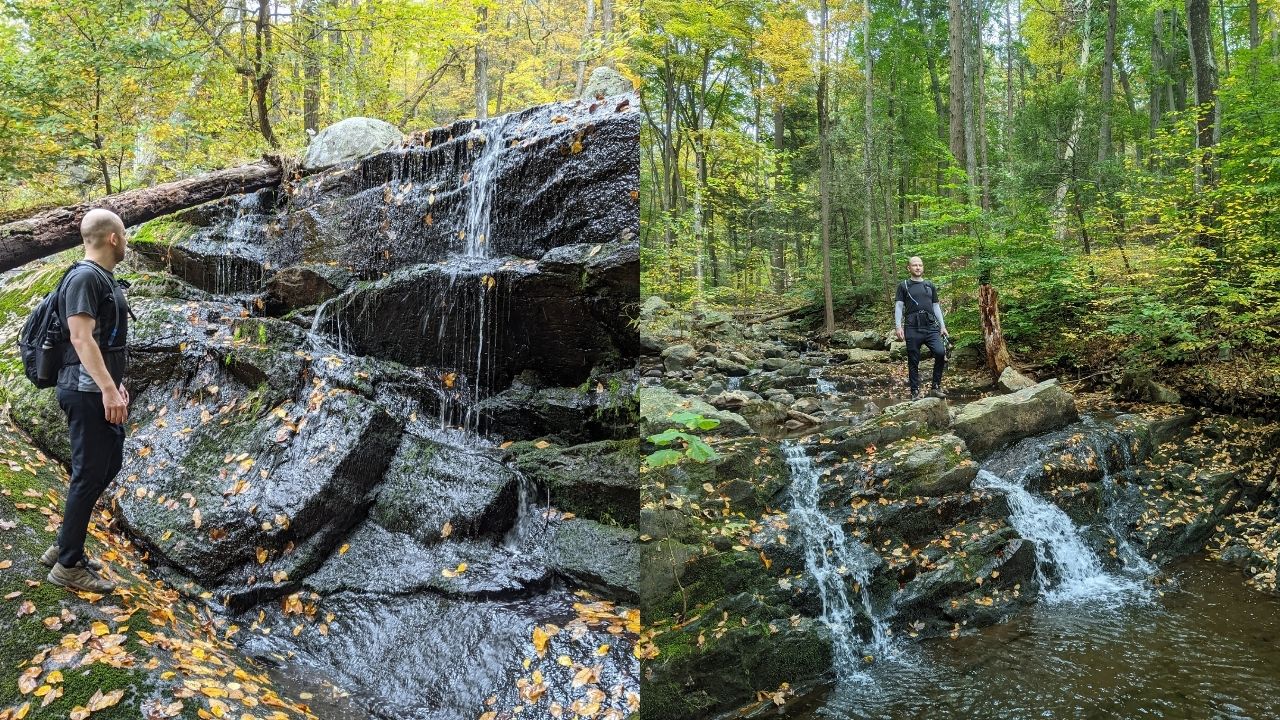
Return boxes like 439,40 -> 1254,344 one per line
781,556 -> 1280,720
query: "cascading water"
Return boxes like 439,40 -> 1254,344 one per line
973,468 -> 1148,603
461,117 -> 511,258
783,441 -> 893,680
727,375 -> 742,391
811,367 -> 836,395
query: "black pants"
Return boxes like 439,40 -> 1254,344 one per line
56,388 -> 124,569
905,326 -> 947,393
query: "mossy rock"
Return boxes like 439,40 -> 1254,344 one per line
506,438 -> 638,527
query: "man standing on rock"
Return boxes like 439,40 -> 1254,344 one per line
894,256 -> 948,400
43,208 -> 131,594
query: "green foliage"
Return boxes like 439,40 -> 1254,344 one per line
644,412 -> 721,468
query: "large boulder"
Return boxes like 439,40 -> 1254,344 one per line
550,518 -> 639,600
639,385 -> 751,438
951,379 -> 1079,458
832,397 -> 951,454
582,67 -> 635,99
998,366 -> 1037,392
303,116 -> 404,169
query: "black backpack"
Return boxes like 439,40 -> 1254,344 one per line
17,262 -> 118,388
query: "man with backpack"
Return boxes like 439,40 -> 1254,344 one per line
40,208 -> 132,593
894,256 -> 949,400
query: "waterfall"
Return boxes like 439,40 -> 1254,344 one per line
783,441 -> 892,680
727,375 -> 742,391
974,469 -> 1147,603
461,117 -> 511,258
810,367 -> 835,395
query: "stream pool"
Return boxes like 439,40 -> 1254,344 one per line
784,555 -> 1280,720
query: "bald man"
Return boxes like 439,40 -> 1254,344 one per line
894,256 -> 948,400
42,208 -> 131,594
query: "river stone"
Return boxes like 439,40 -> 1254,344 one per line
662,343 -> 696,371
998,366 -> 1037,392
303,117 -> 403,169
506,439 -> 639,527
370,434 -> 518,544
709,390 -> 752,409
762,357 -> 789,371
582,66 -> 635,99
640,385 -> 751,437
831,329 -> 885,350
706,356 -> 750,376
832,397 -> 951,454
550,518 -> 639,601
876,433 -> 978,497
889,341 -> 907,359
839,348 -> 892,364
264,263 -> 352,313
952,379 -> 1079,459
117,386 -> 401,600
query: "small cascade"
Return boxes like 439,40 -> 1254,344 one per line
501,471 -> 547,553
783,441 -> 892,680
974,469 -> 1147,603
461,116 -> 512,258
810,368 -> 836,396
726,375 -> 742,391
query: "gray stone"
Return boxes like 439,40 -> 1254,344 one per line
582,67 -> 635,99
662,343 -> 697,371
303,117 -> 404,169
889,341 -> 907,359
640,385 -> 752,437
840,348 -> 892,364
998,366 -> 1037,392
551,518 -> 638,601
952,379 -> 1079,458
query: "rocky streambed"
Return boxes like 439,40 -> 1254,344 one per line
637,298 -> 1280,719
1,93 -> 641,720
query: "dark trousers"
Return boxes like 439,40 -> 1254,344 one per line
56,388 -> 124,568
905,327 -> 947,393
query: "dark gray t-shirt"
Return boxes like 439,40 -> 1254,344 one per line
55,261 -> 129,393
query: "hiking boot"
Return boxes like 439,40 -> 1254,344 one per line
39,543 -> 104,572
928,385 -> 948,399
910,389 -> 921,401
47,562 -> 115,594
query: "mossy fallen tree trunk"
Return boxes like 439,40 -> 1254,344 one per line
0,159 -> 284,274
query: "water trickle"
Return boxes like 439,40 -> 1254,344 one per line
783,441 -> 893,680
461,117 -> 512,258
973,469 -> 1148,603
726,375 -> 742,391
502,471 -> 547,553
810,367 -> 836,395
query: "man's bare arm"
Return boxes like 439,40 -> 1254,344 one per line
67,314 -> 128,424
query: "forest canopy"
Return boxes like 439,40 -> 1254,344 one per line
637,0 -> 1280,382
0,0 -> 633,208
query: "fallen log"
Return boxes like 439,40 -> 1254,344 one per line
0,159 -> 285,274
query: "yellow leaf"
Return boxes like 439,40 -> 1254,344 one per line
91,621 -> 110,636
256,548 -> 268,564
338,544 -> 350,555
192,509 -> 202,529
532,626 -> 550,656
441,521 -> 452,538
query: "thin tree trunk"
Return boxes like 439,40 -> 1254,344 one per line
574,0 -> 596,96
772,101 -> 787,293
475,5 -> 489,119
1187,0 -> 1220,190
948,0 -> 967,172
1100,0 -> 1117,161
302,0 -> 322,135
1247,0 -> 1259,74
1051,0 -> 1092,242
863,4 -> 877,284
601,0 -> 614,66
819,0 -> 836,334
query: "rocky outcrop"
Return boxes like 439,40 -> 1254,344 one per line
952,379 -> 1079,458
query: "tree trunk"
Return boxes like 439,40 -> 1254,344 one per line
948,0 -> 967,172
475,5 -> 489,119
978,283 -> 1013,378
601,0 -> 614,66
819,0 -> 836,334
574,0 -> 596,96
863,4 -> 877,284
1051,0 -> 1092,242
1247,0 -> 1260,72
0,161 -> 284,273
1099,0 -> 1117,161
1186,0 -> 1219,190
302,0 -> 322,135
772,101 -> 788,293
